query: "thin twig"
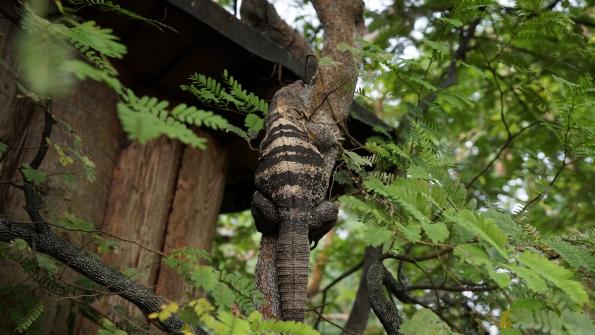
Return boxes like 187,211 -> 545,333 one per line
47,222 -> 166,257
404,284 -> 497,292
29,104 -> 54,169
465,120 -> 541,188
314,259 -> 364,328
516,96 -> 576,215
382,246 -> 453,262
309,309 -> 361,335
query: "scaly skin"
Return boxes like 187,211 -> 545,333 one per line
252,81 -> 338,321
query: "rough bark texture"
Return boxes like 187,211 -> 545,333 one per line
76,138 -> 183,334
155,132 -> 228,302
309,0 -> 364,129
254,234 -> 281,319
342,246 -> 381,334
367,263 -> 401,335
240,0 -> 312,65
252,0 -> 364,322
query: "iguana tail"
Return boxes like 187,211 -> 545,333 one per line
277,209 -> 310,321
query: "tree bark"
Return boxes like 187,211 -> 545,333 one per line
367,263 -> 401,335
341,246 -> 381,334
254,234 -> 281,319
240,0 -> 312,66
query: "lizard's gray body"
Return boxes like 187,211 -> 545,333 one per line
252,80 -> 339,321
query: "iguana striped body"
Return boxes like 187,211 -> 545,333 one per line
252,80 -> 339,321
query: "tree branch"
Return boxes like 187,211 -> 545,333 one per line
367,262 -> 401,335
465,120 -> 541,188
404,284 -> 496,292
418,19 -> 480,113
382,267 -> 464,333
341,246 -> 381,335
381,246 -> 453,263
314,259 -> 364,329
0,218 -> 207,334
29,105 -> 54,170
516,104 -> 575,215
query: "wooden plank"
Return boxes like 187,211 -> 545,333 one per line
0,79 -> 123,335
155,131 -> 228,302
75,138 -> 183,334
0,20 -> 36,213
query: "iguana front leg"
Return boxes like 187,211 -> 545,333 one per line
308,201 -> 338,249
252,191 -> 280,235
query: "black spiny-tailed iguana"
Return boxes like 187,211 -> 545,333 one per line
251,80 -> 340,321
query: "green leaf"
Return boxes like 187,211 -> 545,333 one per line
407,165 -> 430,179
507,265 -> 548,293
518,252 -> 588,306
345,151 -> 374,172
454,244 -> 492,267
117,99 -> 207,149
17,12 -> 74,96
0,140 -> 7,156
401,309 -> 456,335
21,164 -> 46,185
9,296 -> 45,334
36,254 -> 58,275
423,39 -> 450,55
405,75 -> 438,91
562,310 -> 595,334
244,113 -> 264,136
397,222 -> 422,243
62,59 -> 122,94
488,268 -> 511,288
11,238 -> 31,251
437,17 -> 464,27
254,319 -> 321,335
362,225 -> 393,247
420,222 -> 449,243
98,319 -> 127,335
190,266 -> 218,291
211,282 -> 235,309
452,210 -> 508,258
544,240 -> 595,273
66,20 -> 127,59
218,311 -> 251,334
459,61 -> 490,79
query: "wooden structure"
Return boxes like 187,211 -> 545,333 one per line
0,0 -> 388,333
